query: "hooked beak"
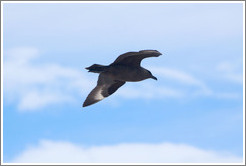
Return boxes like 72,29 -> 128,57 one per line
151,75 -> 158,80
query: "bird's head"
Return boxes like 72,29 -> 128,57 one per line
146,70 -> 157,80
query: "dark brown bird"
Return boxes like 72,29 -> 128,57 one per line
83,50 -> 162,107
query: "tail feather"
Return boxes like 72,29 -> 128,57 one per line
85,64 -> 107,73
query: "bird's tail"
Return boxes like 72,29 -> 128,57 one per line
85,64 -> 108,73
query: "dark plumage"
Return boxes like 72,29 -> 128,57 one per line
83,50 -> 162,107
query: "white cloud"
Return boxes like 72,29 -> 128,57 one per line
17,91 -> 74,111
145,66 -> 242,100
214,92 -> 242,100
150,67 -> 211,93
216,61 -> 243,84
117,83 -> 184,99
4,47 -> 93,112
10,140 -> 242,164
151,67 -> 205,86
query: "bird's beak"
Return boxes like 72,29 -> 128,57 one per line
151,75 -> 158,80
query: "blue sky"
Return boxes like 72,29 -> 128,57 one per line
2,2 -> 244,163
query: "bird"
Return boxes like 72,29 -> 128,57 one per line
83,50 -> 162,107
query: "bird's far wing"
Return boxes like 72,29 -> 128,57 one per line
111,50 -> 162,67
83,73 -> 125,107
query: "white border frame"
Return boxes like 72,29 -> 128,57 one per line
1,1 -> 245,165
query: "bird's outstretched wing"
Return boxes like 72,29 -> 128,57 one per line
83,73 -> 125,107
111,50 -> 162,67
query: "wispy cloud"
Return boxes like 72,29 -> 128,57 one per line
146,66 -> 242,100
151,67 -> 206,86
4,47 -> 93,112
17,91 -> 74,111
150,66 -> 212,95
117,83 -> 184,99
216,61 -> 243,84
10,140 -> 242,164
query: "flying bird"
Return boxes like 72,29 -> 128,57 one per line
83,50 -> 162,107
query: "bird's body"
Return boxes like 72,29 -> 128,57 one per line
83,50 -> 162,107
105,65 -> 150,82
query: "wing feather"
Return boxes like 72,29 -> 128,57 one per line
83,73 -> 125,107
111,50 -> 162,66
